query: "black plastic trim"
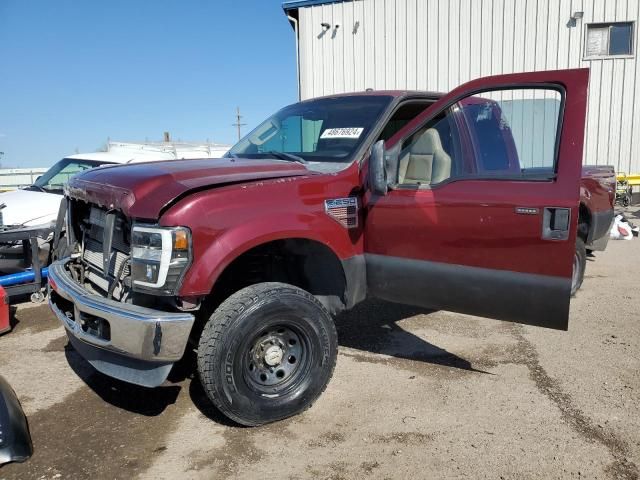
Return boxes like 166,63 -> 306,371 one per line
66,333 -> 174,388
365,254 -> 570,330
588,208 -> 615,245
341,255 -> 367,309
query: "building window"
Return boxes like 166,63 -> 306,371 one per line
585,22 -> 634,58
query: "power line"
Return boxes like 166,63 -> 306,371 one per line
232,107 -> 246,141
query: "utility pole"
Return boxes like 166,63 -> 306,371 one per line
232,107 -> 246,141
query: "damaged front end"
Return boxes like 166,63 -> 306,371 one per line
48,197 -> 195,387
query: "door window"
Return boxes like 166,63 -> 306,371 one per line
377,100 -> 434,142
397,88 -> 563,186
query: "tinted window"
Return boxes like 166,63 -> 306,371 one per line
610,23 -> 633,55
461,102 -> 511,171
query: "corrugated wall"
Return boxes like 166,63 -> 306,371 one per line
296,0 -> 640,173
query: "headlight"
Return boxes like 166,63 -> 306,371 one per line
130,225 -> 191,294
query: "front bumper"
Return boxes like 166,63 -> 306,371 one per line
48,258 -> 194,387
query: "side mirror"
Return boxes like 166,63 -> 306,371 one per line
369,140 -> 388,196
0,375 -> 33,465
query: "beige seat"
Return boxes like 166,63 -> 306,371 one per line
398,128 -> 452,185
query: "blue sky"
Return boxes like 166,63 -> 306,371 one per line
0,1 -> 298,167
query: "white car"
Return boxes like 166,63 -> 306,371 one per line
0,142 -> 229,272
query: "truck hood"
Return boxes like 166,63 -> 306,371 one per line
0,189 -> 61,227
66,157 -> 310,219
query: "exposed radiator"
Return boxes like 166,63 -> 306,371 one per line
84,238 -> 130,278
81,206 -> 131,294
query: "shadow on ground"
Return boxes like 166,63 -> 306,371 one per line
61,299 -> 483,422
335,299 -> 486,372
64,344 -> 181,416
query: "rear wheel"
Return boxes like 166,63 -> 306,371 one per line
571,237 -> 586,296
197,282 -> 338,426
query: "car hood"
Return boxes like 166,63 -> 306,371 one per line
0,189 -> 62,227
66,157 -> 311,219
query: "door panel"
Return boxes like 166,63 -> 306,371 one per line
364,69 -> 590,330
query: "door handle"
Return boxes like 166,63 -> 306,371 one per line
542,207 -> 571,241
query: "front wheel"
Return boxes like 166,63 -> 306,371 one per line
571,237 -> 587,296
197,282 -> 338,426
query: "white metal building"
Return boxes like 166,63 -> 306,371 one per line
283,0 -> 640,175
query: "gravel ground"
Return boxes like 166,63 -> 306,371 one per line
1,209 -> 639,480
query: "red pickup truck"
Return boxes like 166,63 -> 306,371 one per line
578,165 -> 616,281
50,69 -> 606,426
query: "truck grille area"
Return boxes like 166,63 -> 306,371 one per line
78,205 -> 131,299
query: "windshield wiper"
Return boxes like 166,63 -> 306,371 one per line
263,151 -> 308,165
24,185 -> 47,193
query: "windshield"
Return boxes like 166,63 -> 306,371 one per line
226,95 -> 393,168
28,158 -> 106,194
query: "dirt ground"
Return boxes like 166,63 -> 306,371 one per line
1,210 -> 639,480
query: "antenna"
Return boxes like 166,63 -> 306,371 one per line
232,107 -> 246,141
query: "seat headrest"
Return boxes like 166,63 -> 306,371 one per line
411,128 -> 444,156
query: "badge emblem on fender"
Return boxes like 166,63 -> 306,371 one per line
324,197 -> 358,228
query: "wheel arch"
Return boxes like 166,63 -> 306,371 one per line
195,234 -> 360,319
578,202 -> 591,242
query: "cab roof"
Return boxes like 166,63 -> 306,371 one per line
300,90 -> 444,102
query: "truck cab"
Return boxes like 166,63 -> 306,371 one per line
49,69 -> 589,426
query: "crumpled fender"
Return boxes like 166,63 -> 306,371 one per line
0,375 -> 33,465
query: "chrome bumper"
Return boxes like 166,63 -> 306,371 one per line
48,258 -> 194,363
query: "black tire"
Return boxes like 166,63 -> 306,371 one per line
197,282 -> 338,426
571,237 -> 587,296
